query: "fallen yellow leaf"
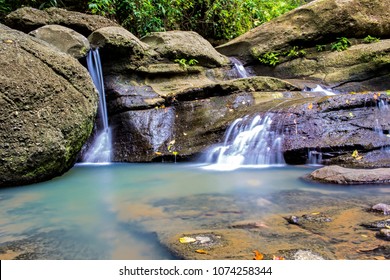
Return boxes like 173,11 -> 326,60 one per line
154,151 -> 162,156
195,249 -> 207,254
179,237 -> 196,244
307,103 -> 313,110
311,212 -> 320,215
253,250 -> 264,260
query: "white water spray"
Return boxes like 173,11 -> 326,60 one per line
229,57 -> 250,78
84,48 -> 112,163
204,114 -> 285,169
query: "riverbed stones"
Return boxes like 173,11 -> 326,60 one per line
29,25 -> 90,59
0,24 -> 98,187
306,166 -> 390,185
164,229 -> 259,260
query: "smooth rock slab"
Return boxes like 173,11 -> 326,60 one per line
307,165 -> 390,185
30,25 -> 90,59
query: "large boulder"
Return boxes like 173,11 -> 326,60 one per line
0,24 -> 98,187
307,165 -> 390,184
217,0 -> 390,63
4,7 -> 118,37
29,24 -> 90,59
142,31 -> 230,67
215,0 -> 390,91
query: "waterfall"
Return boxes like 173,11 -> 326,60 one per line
229,57 -> 249,78
307,149 -> 323,166
83,48 -> 112,163
304,85 -> 336,96
203,114 -> 285,169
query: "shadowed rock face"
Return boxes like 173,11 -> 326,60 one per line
0,24 -> 98,187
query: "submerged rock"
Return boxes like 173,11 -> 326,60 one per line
307,166 -> 390,185
0,24 -> 98,187
293,250 -> 325,260
361,219 -> 390,230
285,213 -> 332,226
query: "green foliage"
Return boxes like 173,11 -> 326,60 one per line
363,35 -> 380,44
0,0 -> 67,18
88,0 -> 115,16
3,0 -> 306,41
331,37 -> 351,52
316,44 -> 326,52
174,58 -> 199,69
87,0 -> 305,40
285,46 -> 306,58
257,52 -> 280,66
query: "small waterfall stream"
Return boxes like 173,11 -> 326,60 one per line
83,48 -> 112,163
204,114 -> 285,169
229,57 -> 250,78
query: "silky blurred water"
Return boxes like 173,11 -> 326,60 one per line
0,163 -> 389,259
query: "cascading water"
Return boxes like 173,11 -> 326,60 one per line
203,114 -> 285,169
83,48 -> 112,163
229,57 -> 250,78
304,85 -> 336,96
307,149 -> 323,166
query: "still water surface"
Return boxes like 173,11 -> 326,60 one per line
0,163 -> 388,259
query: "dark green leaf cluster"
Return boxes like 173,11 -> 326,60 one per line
87,0 -> 305,40
331,37 -> 351,52
1,0 -> 306,41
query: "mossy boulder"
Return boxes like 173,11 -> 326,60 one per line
0,24 -> 98,187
